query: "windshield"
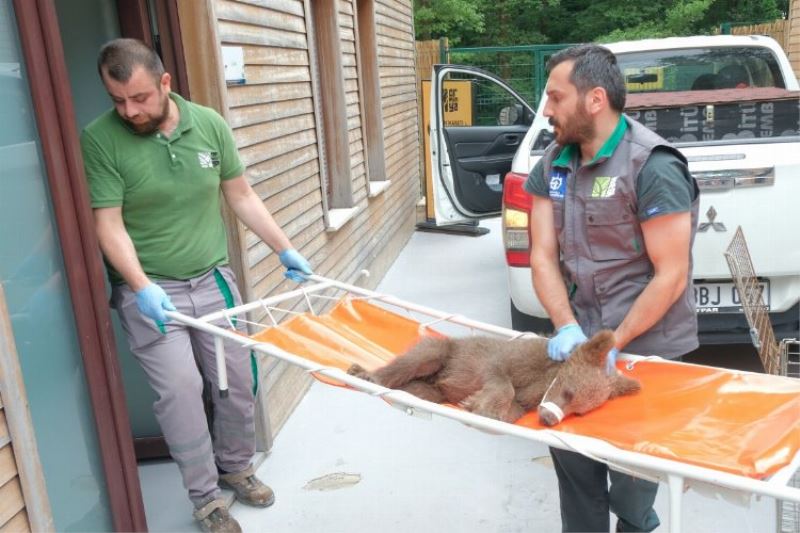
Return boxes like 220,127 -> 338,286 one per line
616,46 -> 786,92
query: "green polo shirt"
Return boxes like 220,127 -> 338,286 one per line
81,93 -> 245,284
525,116 -> 695,221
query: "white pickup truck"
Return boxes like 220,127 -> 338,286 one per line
427,35 -> 800,343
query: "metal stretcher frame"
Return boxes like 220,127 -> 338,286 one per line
165,274 -> 800,533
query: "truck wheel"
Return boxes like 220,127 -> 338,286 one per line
510,300 -> 554,334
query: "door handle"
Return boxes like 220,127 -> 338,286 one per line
504,134 -> 520,145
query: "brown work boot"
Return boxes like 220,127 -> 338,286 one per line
192,499 -> 241,533
219,465 -> 275,507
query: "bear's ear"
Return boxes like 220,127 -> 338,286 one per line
576,330 -> 615,366
609,374 -> 641,399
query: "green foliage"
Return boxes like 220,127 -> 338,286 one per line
712,0 -> 782,23
599,0 -> 715,42
415,0 -> 788,45
466,0 -> 555,46
414,0 -> 485,44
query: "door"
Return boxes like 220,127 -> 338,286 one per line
54,0 -> 190,460
1,1 -> 117,529
429,64 -> 534,224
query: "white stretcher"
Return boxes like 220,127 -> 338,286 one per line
165,274 -> 800,533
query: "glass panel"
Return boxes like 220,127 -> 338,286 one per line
617,46 -> 786,93
0,2 -> 113,530
53,0 -> 162,441
444,70 -> 533,127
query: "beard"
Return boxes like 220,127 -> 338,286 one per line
549,103 -> 595,146
125,92 -> 170,135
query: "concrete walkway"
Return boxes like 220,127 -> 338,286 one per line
140,218 -> 775,532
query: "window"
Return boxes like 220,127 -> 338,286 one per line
618,46 -> 786,93
309,0 -> 353,210
355,0 -> 387,185
442,71 -> 534,128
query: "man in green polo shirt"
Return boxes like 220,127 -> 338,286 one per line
524,45 -> 699,532
81,38 -> 312,533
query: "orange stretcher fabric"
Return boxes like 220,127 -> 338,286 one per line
251,298 -> 800,479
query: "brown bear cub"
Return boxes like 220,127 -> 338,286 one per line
347,329 -> 640,426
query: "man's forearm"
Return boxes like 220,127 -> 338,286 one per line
225,184 -> 293,253
531,258 -> 577,329
95,216 -> 150,291
617,211 -> 693,350
528,196 -> 577,330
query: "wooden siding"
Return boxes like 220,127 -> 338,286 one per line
215,0 -> 319,295
0,409 -> 27,532
789,0 -> 800,79
0,360 -> 27,533
376,0 -> 420,223
0,284 -> 51,531
207,0 -> 419,437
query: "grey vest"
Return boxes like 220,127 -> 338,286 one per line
540,117 -> 699,358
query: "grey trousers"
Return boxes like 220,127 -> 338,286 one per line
112,266 -> 255,507
550,447 -> 660,532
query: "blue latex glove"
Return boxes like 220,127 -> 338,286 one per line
135,283 -> 176,325
606,347 -> 619,374
279,249 -> 313,283
547,323 -> 588,361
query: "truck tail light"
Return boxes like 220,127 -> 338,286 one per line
502,171 -> 533,267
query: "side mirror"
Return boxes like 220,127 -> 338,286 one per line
523,107 -> 535,126
498,103 -> 525,126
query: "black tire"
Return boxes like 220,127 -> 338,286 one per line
510,299 -> 554,334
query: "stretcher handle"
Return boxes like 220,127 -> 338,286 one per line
164,310 -> 229,399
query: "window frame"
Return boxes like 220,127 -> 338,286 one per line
307,0 -> 354,214
354,0 -> 387,186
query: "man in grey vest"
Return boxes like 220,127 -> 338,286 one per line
524,45 -> 699,532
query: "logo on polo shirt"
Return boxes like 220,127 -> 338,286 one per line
591,176 -> 618,198
198,151 -> 220,169
548,170 -> 567,200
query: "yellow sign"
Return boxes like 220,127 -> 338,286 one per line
624,66 -> 664,92
440,80 -> 473,126
421,80 -> 473,220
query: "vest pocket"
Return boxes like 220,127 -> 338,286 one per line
551,201 -> 567,253
593,261 -> 653,330
552,200 -> 565,230
585,198 -> 639,261
661,285 -> 699,344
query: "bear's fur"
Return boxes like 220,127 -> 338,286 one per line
348,329 -> 640,425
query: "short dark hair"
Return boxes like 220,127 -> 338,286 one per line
546,44 -> 626,112
97,38 -> 164,83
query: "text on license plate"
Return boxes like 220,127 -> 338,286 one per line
694,281 -> 770,314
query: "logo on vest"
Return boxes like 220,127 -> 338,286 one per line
548,170 -> 567,200
198,151 -> 220,169
591,176 -> 618,198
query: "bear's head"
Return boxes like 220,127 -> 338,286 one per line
538,330 -> 640,426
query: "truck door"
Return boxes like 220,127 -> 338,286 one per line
429,65 -> 534,225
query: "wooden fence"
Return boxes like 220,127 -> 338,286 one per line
416,38 -> 444,82
731,19 -> 788,47
730,0 -> 800,80
415,39 -> 447,213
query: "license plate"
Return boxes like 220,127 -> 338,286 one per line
694,281 -> 770,313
